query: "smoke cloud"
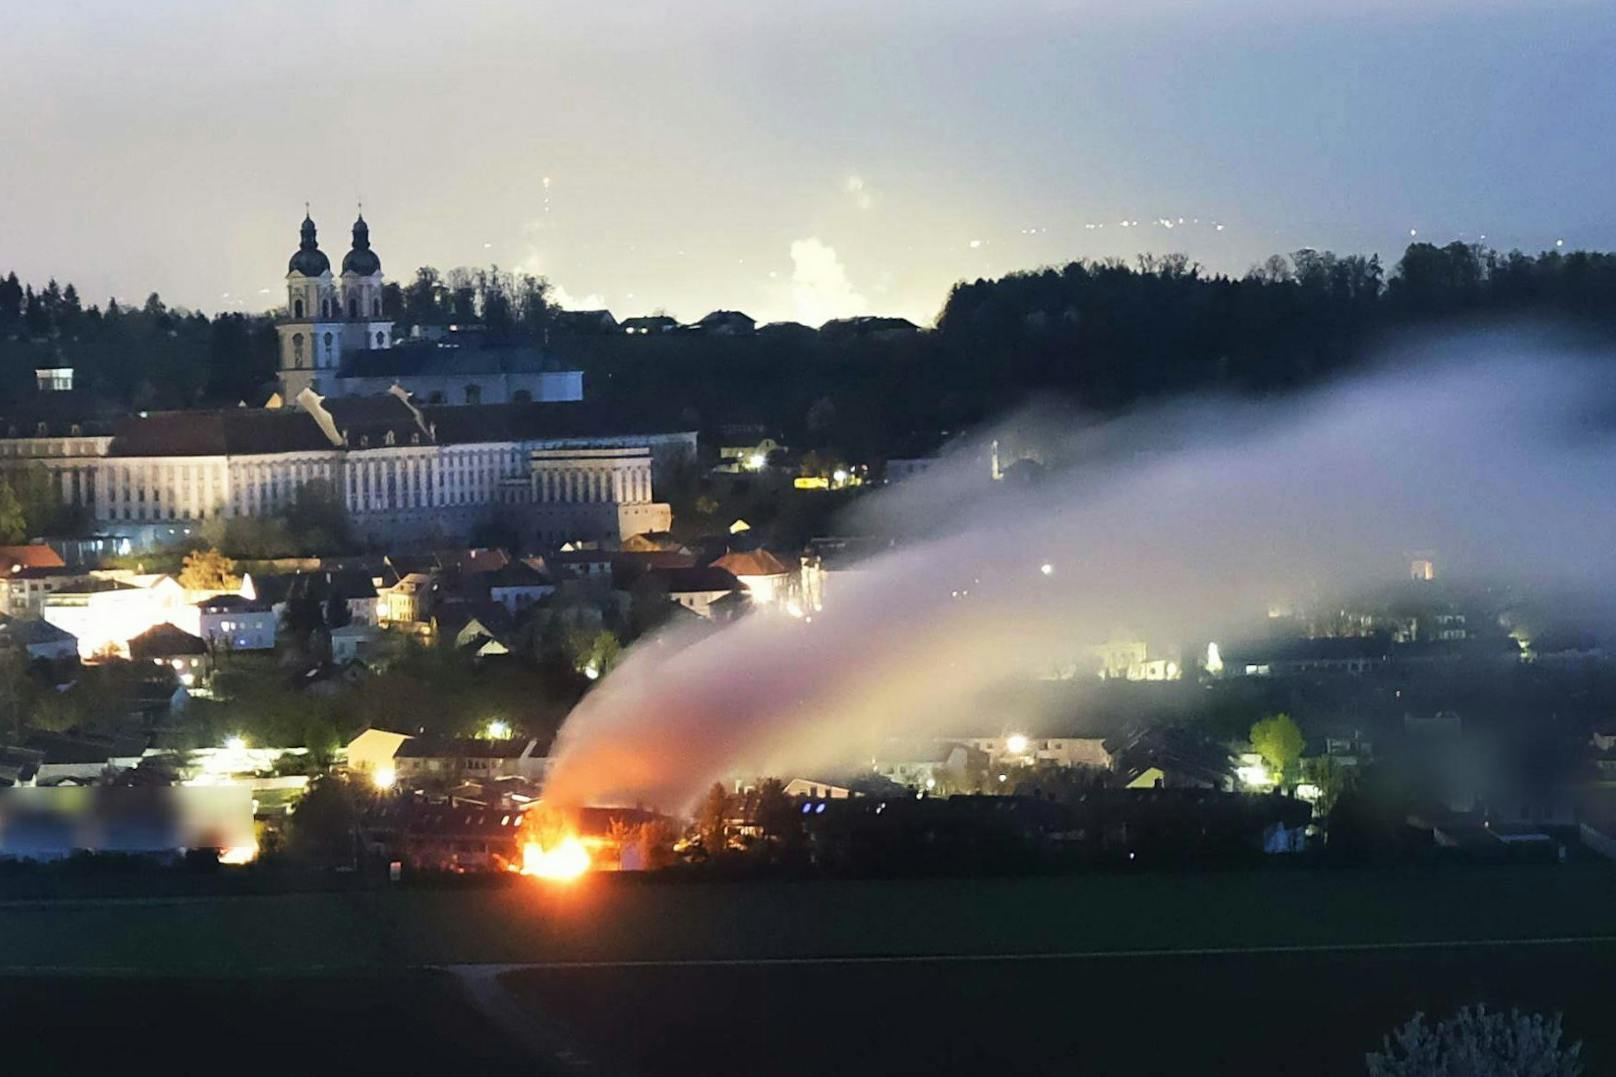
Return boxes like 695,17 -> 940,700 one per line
790,238 -> 866,326
542,331 -> 1616,813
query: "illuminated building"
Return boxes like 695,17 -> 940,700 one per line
275,212 -> 582,407
0,390 -> 693,550
710,548 -> 795,609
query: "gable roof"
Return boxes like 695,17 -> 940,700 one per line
712,549 -> 792,577
0,618 -> 77,648
0,545 -> 66,573
641,566 -> 745,594
127,622 -> 207,658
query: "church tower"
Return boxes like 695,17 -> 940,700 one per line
338,211 -> 394,358
276,211 -> 343,403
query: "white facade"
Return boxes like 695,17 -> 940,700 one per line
0,411 -> 694,551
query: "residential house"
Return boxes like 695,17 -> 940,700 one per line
485,560 -> 556,615
689,310 -> 755,336
1107,726 -> 1235,791
127,623 -> 209,686
0,616 -> 79,661
710,548 -> 795,609
331,623 -> 386,665
42,575 -> 190,658
376,569 -> 434,628
23,731 -> 148,785
817,315 -> 921,340
392,736 -> 549,785
639,566 -> 746,619
553,309 -> 620,335
0,545 -> 84,618
383,803 -> 527,872
344,727 -> 415,777
783,777 -> 853,800
872,740 -> 990,792
620,315 -> 678,335
188,594 -> 277,651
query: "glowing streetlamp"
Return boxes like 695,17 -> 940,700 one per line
1039,563 -> 1054,576
373,766 -> 397,790
486,719 -> 511,740
224,736 -> 246,752
1006,733 -> 1030,755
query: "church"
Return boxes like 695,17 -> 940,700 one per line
274,211 -> 583,408
0,212 -> 685,552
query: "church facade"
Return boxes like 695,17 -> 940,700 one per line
275,212 -> 582,407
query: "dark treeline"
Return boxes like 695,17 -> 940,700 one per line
4,242 -> 1615,459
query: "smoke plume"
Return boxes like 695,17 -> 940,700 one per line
542,331 -> 1616,812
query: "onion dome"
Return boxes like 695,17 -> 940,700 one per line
341,213 -> 382,276
287,213 -> 331,276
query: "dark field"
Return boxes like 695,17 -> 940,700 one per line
502,943 -> 1616,1077
4,864 -> 1616,1075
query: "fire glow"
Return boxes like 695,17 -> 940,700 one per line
521,834 -> 591,881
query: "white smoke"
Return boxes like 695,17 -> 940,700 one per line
790,237 -> 866,326
542,331 -> 1616,812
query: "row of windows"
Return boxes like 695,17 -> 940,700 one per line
291,295 -> 383,319
289,330 -> 388,369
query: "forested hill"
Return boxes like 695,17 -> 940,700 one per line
2,243 -> 1614,460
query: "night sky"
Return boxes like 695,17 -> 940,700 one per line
3,0 -> 1611,324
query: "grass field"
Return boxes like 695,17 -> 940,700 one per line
4,862 -> 1616,972
7,864 -> 1616,1075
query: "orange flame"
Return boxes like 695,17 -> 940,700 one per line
521,834 -> 591,881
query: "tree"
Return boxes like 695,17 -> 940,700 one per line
754,778 -> 800,845
1365,1006 -> 1582,1076
285,774 -> 364,869
565,628 -> 622,680
1301,754 -> 1354,815
0,477 -> 26,543
178,547 -> 240,591
696,782 -> 730,851
1250,713 -> 1305,785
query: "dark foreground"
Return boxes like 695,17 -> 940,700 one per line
505,941 -> 1616,1077
0,971 -> 531,1074
3,865 -> 1616,1075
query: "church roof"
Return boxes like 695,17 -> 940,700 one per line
95,395 -> 689,458
337,343 -> 552,379
340,214 -> 382,276
288,214 -> 331,277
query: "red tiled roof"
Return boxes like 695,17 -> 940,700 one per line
712,549 -> 791,577
0,545 -> 66,574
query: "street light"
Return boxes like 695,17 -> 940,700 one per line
1006,733 -> 1030,755
486,719 -> 511,740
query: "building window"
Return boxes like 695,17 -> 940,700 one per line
512,389 -> 532,404
294,298 -> 304,318
375,331 -> 385,346
324,331 -> 334,355
292,333 -> 305,367
348,297 -> 358,317
384,430 -> 395,446
464,385 -> 482,405
322,299 -> 332,317
372,298 -> 382,317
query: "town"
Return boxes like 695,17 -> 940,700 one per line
5,0 -> 1616,1062
1,214 -> 1613,893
